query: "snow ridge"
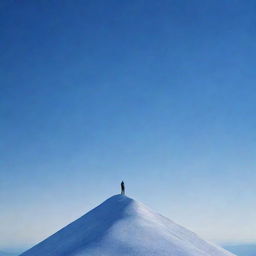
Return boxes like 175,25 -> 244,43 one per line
20,195 -> 236,256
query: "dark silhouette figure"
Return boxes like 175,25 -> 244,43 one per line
121,181 -> 125,195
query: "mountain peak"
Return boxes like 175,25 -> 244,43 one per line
20,195 -> 236,256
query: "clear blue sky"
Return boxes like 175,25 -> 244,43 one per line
1,0 -> 256,252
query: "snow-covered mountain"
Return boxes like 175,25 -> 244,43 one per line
20,195 -> 236,256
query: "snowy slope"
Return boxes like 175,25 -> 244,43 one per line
20,195 -> 236,256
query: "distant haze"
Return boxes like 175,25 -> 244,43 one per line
222,244 -> 256,256
0,251 -> 19,256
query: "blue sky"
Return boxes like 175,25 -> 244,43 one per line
1,0 -> 256,251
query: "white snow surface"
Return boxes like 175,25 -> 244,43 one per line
20,195 -> 236,256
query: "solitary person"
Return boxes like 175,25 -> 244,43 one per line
121,181 -> 125,195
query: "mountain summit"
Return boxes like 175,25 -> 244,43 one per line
20,195 -> 235,256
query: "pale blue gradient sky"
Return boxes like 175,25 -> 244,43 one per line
1,0 -> 256,251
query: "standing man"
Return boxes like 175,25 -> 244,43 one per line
121,181 -> 125,195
